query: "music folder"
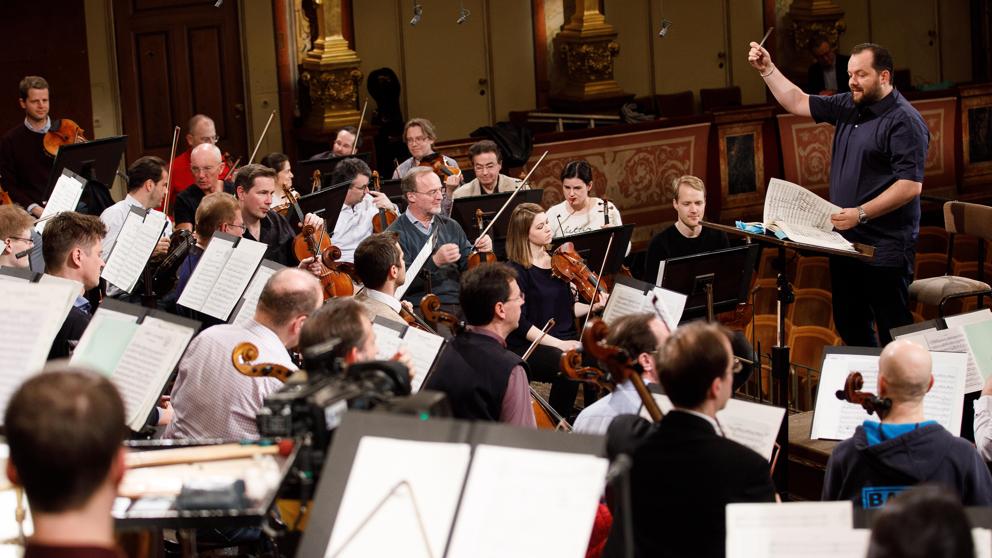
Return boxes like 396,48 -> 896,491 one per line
70,299 -> 201,431
371,316 -> 446,392
177,232 -> 268,321
101,206 -> 169,293
549,224 -> 634,277
603,274 -> 686,332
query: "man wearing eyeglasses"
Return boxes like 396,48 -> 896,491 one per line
0,204 -> 35,269
167,114 -> 231,208
392,118 -> 462,214
173,143 -> 235,232
452,140 -> 525,199
330,157 -> 399,263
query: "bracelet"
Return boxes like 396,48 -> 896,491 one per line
760,66 -> 775,78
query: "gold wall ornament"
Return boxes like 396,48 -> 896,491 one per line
787,0 -> 846,54
293,0 -> 313,62
300,0 -> 363,132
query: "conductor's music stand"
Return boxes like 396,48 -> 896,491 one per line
659,244 -> 760,323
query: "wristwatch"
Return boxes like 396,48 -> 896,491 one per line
857,206 -> 869,225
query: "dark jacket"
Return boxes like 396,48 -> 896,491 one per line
48,305 -> 92,360
425,331 -> 523,421
387,213 -> 472,305
823,423 -> 992,508
805,54 -> 851,94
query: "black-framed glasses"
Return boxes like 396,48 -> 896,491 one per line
224,223 -> 246,233
7,236 -> 33,244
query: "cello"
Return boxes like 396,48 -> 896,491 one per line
835,371 -> 891,419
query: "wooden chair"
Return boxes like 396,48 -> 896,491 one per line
794,256 -> 831,291
788,325 -> 841,411
745,315 -> 786,359
916,225 -> 948,255
752,278 -> 778,316
700,86 -> 741,112
788,288 -> 833,329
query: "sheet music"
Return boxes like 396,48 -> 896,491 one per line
944,308 -> 992,329
36,171 -> 85,233
396,231 -> 435,300
774,222 -> 856,253
963,320 -> 992,382
603,276 -> 685,331
976,528 -> 992,558
70,308 -> 140,375
37,274 -> 85,320
177,235 -> 235,312
231,262 -> 283,326
402,327 -> 445,392
101,209 -> 168,293
718,399 -> 786,461
727,528 -> 869,558
726,501 -> 852,533
652,286 -> 686,331
763,178 -> 842,230
923,328 -> 984,392
446,444 -> 608,558
0,281 -> 80,420
200,239 -> 268,320
602,280 -> 648,325
812,352 -> 967,440
324,436 -> 471,558
372,319 -> 404,361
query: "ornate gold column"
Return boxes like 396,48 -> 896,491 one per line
549,0 -> 632,112
787,0 -> 846,68
299,0 -> 362,133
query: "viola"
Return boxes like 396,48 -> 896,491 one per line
522,318 -> 572,431
232,341 -> 293,383
43,118 -> 87,157
550,241 -> 609,305
418,152 -> 462,182
835,371 -> 891,419
282,185 -> 352,298
0,181 -> 12,205
582,319 -> 663,422
318,242 -> 356,297
151,230 -> 195,295
371,170 -> 398,234
466,208 -> 497,269
560,349 -> 613,395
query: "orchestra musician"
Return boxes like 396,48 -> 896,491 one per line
99,155 -> 173,262
451,139 -> 525,199
5,368 -> 129,557
165,268 -> 323,441
310,126 -> 358,160
43,212 -> 106,360
424,263 -> 537,427
259,152 -> 294,209
607,321 -> 775,558
0,204 -> 35,269
173,143 -> 235,232
330,157 -> 399,263
546,160 -> 622,238
504,202 -> 606,419
168,114 -> 231,209
392,118 -> 462,213
353,232 -> 409,326
572,312 -> 669,435
386,166 -> 492,324
0,76 -> 59,217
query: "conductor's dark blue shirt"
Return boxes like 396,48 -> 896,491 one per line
809,89 -> 929,272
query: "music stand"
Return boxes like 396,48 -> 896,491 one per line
379,177 -> 406,213
294,152 -> 373,191
294,183 -> 349,232
46,135 -> 127,198
549,224 -> 634,276
450,189 -> 544,258
659,244 -> 760,322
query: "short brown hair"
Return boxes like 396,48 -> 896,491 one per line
505,202 -> 544,268
606,313 -> 663,361
354,232 -> 401,290
670,175 -> 705,201
0,205 -> 34,241
41,212 -> 106,274
194,192 -> 240,240
403,118 -> 437,142
469,140 -> 501,164
256,268 -> 322,327
234,163 -> 277,193
19,76 -> 48,100
331,157 -> 372,190
656,321 -> 732,409
460,263 -> 517,326
127,155 -> 167,192
5,367 -> 127,513
400,165 -> 434,195
299,297 -> 369,360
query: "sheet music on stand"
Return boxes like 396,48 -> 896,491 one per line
177,232 -> 268,321
35,169 -> 86,233
810,347 -> 968,440
371,316 -> 446,392
758,178 -> 856,253
396,230 -> 437,300
0,279 -> 81,423
892,311 -> 992,393
229,260 -> 285,327
101,206 -> 169,293
70,299 -> 200,431
602,274 -> 686,332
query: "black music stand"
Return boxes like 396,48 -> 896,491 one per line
378,177 -> 406,212
659,244 -> 760,322
449,189 -> 544,258
293,152 -> 373,191
549,224 -> 634,276
294,183 -> 350,232
47,135 -> 127,212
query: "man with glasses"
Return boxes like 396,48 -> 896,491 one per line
168,114 -> 230,207
330,157 -> 399,263
173,143 -> 235,232
0,205 -> 35,269
424,263 -> 536,426
391,118 -> 462,213
452,140 -> 525,199
386,166 -> 491,325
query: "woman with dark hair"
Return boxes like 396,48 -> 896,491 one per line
260,152 -> 293,209
867,485 -> 975,558
545,160 -> 623,238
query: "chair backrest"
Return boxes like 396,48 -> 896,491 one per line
788,325 -> 840,370
945,201 -> 992,241
788,288 -> 833,328
795,256 -> 831,291
700,86 -> 742,112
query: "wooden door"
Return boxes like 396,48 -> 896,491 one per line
870,0 -> 940,86
651,0 -> 729,100
113,0 -> 248,164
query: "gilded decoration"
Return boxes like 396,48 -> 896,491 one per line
559,41 -> 620,82
299,0 -> 362,132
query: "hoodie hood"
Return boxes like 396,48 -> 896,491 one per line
852,423 -> 953,481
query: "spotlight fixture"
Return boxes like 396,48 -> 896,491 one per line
410,2 -> 423,26
456,2 -> 470,24
658,19 -> 672,38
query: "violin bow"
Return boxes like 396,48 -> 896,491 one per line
352,99 -> 369,156
523,319 -> 571,430
522,318 -> 556,361
246,109 -> 277,167
580,232 -> 614,335
161,126 -> 180,214
473,150 -> 549,243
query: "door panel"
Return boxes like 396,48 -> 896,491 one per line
870,0 -> 939,86
651,0 -> 728,100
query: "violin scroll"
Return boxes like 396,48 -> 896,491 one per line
582,319 -> 663,422
835,371 -> 892,419
419,293 -> 465,334
232,342 -> 293,383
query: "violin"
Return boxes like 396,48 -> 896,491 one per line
420,293 -> 465,334
232,341 -> 293,383
418,152 -> 462,182
0,181 -> 12,206
371,170 -> 398,234
550,241 -> 609,305
467,208 -> 497,269
318,241 -> 356,296
835,371 -> 891,419
581,318 -> 663,422
282,185 -> 352,298
560,349 -> 613,395
43,118 -> 87,157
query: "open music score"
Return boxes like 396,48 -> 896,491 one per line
229,260 -> 285,326
603,274 -> 686,332
177,231 -> 267,321
753,178 -> 856,253
35,169 -> 86,233
101,206 -> 169,293
372,316 -> 445,392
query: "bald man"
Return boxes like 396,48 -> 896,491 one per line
823,340 -> 992,508
173,143 -> 236,231
168,115 -> 230,205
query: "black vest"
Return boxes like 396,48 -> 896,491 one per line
426,331 -> 527,422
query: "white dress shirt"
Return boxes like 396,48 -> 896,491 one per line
332,194 -> 378,263
99,194 -> 173,261
573,380 -> 648,435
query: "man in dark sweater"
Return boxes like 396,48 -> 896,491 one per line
425,263 -> 535,426
0,76 -> 58,216
386,166 -> 491,316
823,339 -> 992,508
642,175 -> 728,284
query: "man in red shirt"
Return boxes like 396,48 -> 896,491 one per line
167,114 -> 230,214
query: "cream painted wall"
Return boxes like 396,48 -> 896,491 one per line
354,0 -> 406,118
726,0 -> 766,104
939,0 -> 972,84
84,0 -> 126,199
240,0 -> 283,159
605,0 -> 653,98
487,1 -> 537,122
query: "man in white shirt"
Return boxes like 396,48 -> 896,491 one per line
573,312 -> 669,435
165,268 -> 322,440
99,155 -> 172,261
330,157 -> 398,263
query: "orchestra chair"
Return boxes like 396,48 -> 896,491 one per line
751,278 -> 778,316
908,201 -> 992,317
794,256 -> 831,291
745,315 -> 785,400
788,288 -> 834,330
915,225 -> 948,256
788,325 -> 841,411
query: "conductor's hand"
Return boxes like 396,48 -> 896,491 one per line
152,237 -> 171,257
298,255 -> 324,277
370,190 -> 395,211
830,208 -> 859,231
432,243 -> 461,266
392,346 -> 416,382
474,234 -> 493,253
748,41 -> 773,73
